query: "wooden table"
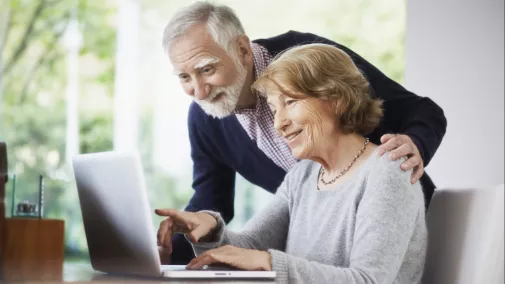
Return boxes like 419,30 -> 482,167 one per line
2,263 -> 276,283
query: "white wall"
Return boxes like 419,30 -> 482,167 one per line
406,0 -> 504,189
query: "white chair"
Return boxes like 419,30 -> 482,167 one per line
422,184 -> 504,284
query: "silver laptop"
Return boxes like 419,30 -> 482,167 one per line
72,151 -> 276,280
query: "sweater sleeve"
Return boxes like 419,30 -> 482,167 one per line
266,156 -> 426,284
190,177 -> 291,256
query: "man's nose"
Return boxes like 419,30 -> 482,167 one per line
192,80 -> 211,100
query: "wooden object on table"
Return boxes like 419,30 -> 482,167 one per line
0,141 -> 8,278
1,218 -> 65,281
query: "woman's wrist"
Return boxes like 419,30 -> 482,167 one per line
197,212 -> 219,242
262,251 -> 273,271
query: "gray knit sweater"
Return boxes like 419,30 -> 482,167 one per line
191,150 -> 427,283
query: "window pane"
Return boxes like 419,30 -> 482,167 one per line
0,0 -> 405,265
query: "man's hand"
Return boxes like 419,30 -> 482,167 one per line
158,246 -> 172,265
377,134 -> 424,184
155,209 -> 218,254
186,245 -> 272,271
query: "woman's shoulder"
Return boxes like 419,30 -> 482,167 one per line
365,150 -> 425,206
367,149 -> 411,178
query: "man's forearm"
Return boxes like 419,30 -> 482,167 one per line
403,97 -> 447,166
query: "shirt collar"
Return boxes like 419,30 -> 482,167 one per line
234,43 -> 272,114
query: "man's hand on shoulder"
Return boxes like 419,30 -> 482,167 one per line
377,134 -> 424,184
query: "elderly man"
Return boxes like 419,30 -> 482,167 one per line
158,1 -> 447,264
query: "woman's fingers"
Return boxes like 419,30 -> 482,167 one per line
155,209 -> 192,228
156,209 -> 203,255
187,246 -> 231,270
156,208 -> 194,232
155,208 -> 183,220
187,254 -> 218,270
186,246 -> 270,271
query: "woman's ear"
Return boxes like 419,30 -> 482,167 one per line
331,100 -> 345,128
331,100 -> 341,117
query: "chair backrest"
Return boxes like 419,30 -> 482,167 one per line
422,185 -> 504,284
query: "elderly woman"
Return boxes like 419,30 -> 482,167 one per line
156,44 -> 427,283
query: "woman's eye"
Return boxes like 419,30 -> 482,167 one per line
286,99 -> 297,106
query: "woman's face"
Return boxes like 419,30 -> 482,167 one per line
266,91 -> 339,159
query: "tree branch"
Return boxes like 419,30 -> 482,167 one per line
3,0 -> 46,75
31,10 -> 71,40
18,50 -> 60,105
18,17 -> 69,105
0,4 -> 12,67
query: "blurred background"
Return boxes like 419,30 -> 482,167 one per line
0,0 -> 406,264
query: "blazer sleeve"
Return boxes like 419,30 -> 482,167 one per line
170,103 -> 236,264
184,103 -> 236,221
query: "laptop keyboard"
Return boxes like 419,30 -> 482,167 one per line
161,264 -> 238,271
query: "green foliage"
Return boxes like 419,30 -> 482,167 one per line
79,113 -> 113,154
0,0 -> 118,258
318,0 -> 406,83
0,0 -> 184,258
0,0 -> 406,261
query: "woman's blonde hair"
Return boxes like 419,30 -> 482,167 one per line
251,43 -> 383,135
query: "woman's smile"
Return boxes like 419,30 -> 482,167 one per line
284,129 -> 303,146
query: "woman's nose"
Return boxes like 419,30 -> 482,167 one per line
274,110 -> 290,133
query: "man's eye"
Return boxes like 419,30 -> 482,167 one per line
202,66 -> 214,74
179,74 -> 190,81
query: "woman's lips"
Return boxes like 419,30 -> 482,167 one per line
284,130 -> 302,146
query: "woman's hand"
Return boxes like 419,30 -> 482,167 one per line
155,208 -> 218,254
187,245 -> 272,271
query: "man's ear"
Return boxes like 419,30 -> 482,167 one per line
236,35 -> 252,65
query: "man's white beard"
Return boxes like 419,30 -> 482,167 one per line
194,62 -> 247,119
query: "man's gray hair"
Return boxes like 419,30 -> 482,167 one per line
162,1 -> 246,57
